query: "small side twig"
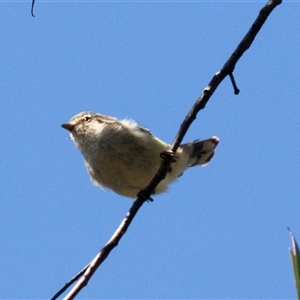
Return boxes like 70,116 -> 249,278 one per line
52,0 -> 282,299
51,265 -> 88,300
229,73 -> 240,95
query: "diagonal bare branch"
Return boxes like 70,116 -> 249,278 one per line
52,0 -> 282,299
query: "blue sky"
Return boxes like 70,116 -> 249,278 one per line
1,1 -> 299,299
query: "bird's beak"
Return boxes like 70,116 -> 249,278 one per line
61,123 -> 75,132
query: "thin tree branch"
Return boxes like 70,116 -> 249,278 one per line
171,0 -> 282,152
60,198 -> 146,300
52,0 -> 282,298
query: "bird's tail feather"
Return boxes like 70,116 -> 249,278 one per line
181,136 -> 219,167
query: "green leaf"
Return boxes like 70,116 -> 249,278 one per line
289,227 -> 300,300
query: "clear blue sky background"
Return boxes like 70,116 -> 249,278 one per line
1,1 -> 299,299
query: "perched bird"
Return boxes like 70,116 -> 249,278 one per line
62,112 -> 219,198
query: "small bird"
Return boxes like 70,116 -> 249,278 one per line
62,112 -> 219,198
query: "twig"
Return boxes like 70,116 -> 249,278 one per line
52,0 -> 282,298
51,265 -> 89,300
31,0 -> 35,17
229,73 -> 240,95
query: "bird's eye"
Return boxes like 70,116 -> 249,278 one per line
84,116 -> 91,122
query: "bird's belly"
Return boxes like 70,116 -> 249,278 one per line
85,152 -> 164,198
83,136 -> 184,198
